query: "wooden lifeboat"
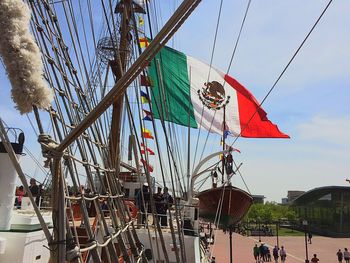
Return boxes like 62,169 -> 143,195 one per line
196,185 -> 253,227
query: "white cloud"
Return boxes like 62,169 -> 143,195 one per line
180,0 -> 350,98
297,115 -> 350,148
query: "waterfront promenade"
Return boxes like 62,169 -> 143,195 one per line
211,231 -> 350,262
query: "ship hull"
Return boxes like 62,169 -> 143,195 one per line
197,186 -> 253,227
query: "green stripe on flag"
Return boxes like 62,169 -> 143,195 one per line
149,46 -> 198,128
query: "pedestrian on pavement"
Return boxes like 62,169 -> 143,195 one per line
267,247 -> 272,262
272,245 -> 279,263
259,243 -> 265,261
280,246 -> 287,263
344,248 -> 350,263
308,232 -> 313,244
337,249 -> 344,263
311,254 -> 319,263
263,244 -> 269,261
253,244 -> 259,263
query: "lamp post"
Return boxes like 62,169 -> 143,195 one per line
258,218 -> 261,242
303,220 -> 309,263
229,225 -> 234,263
276,219 -> 279,248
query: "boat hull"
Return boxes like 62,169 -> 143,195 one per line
197,186 -> 253,227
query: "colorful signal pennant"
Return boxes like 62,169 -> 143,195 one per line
141,91 -> 150,104
138,16 -> 144,26
141,143 -> 155,155
142,128 -> 154,139
224,130 -> 231,139
139,37 -> 149,48
142,109 -> 153,121
226,144 -> 241,153
140,158 -> 153,172
140,75 -> 153,87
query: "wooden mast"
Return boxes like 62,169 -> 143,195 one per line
109,0 -> 135,171
36,0 -> 204,262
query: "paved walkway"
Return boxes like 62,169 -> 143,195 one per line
210,230 -> 350,262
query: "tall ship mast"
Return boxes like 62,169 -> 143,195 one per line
0,0 -> 208,262
0,0 -> 300,262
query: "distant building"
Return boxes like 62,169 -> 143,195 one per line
287,191 -> 305,203
292,186 -> 350,237
252,195 -> 265,204
281,191 -> 305,204
281,198 -> 288,205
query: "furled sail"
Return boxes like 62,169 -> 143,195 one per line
0,0 -> 52,114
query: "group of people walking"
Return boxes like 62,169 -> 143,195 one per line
337,248 -> 350,263
253,244 -> 286,263
253,244 -> 320,263
253,242 -> 350,263
254,244 -> 319,263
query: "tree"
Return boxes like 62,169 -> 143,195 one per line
245,202 -> 298,223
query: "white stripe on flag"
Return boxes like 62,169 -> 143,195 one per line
187,56 -> 241,136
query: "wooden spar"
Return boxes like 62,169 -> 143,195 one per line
56,0 -> 202,153
109,0 -> 133,172
47,1 -> 203,262
121,160 -> 138,172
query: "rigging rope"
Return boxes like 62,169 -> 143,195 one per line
229,0 -> 334,146
27,1 -> 145,261
192,0 -> 252,193
191,0 -> 225,175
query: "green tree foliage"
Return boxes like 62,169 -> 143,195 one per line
245,202 -> 298,223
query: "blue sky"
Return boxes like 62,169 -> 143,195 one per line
180,0 -> 350,201
1,0 -> 350,202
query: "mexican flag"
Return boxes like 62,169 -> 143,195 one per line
148,46 -> 289,138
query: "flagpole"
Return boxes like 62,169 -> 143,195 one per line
186,68 -> 192,196
186,114 -> 191,195
222,105 -> 226,184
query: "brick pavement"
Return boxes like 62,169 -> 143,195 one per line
210,230 -> 350,263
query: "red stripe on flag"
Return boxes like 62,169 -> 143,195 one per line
224,74 -> 290,138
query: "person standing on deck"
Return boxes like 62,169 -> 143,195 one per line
29,178 -> 40,206
160,187 -> 173,226
15,185 -> 25,208
136,183 -> 150,225
153,187 -> 163,224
